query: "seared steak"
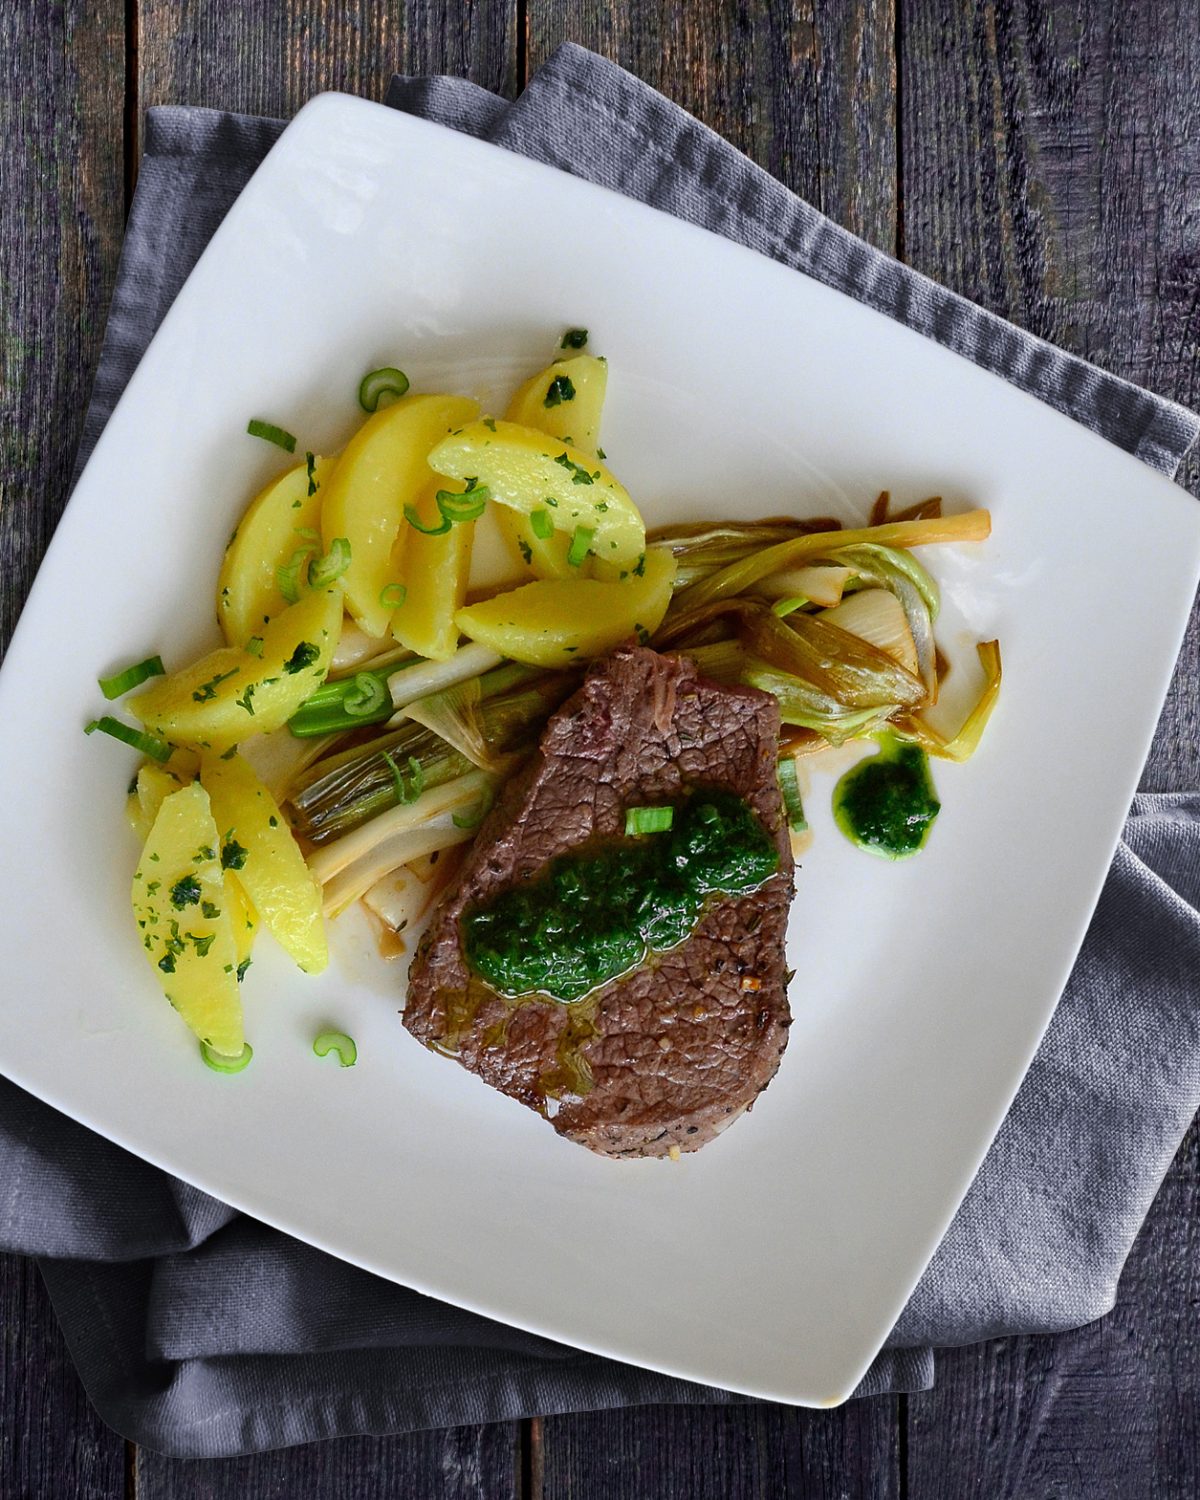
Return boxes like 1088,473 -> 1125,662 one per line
403,646 -> 794,1158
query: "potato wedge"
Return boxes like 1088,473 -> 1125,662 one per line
130,587 -> 343,750
131,783 -> 244,1056
391,479 -> 475,661
320,392 -> 478,638
217,453 -> 336,645
200,751 -> 327,973
126,753 -> 201,840
429,419 -> 644,570
497,355 -> 608,580
223,871 -> 259,969
454,545 -> 676,667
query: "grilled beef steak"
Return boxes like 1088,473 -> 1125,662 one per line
403,646 -> 795,1158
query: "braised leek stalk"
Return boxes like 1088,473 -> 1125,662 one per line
892,641 -> 1002,762
819,589 -> 919,678
741,605 -> 927,711
670,510 -> 991,613
648,517 -> 842,590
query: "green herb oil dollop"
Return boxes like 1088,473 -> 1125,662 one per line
464,791 -> 778,1003
832,734 -> 940,859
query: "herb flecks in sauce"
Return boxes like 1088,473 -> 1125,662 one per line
464,791 -> 778,1003
832,733 -> 940,859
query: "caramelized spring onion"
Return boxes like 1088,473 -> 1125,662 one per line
647,516 -> 843,590
891,641 -> 1002,762
668,510 -> 991,614
741,606 -> 928,711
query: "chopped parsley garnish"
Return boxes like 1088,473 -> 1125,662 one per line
634,623 -> 651,646
193,844 -> 215,862
283,641 -> 320,675
554,452 -> 594,485
170,876 -> 202,909
158,952 -> 176,975
305,451 -> 318,496
236,958 -> 252,982
221,838 -> 248,871
544,375 -> 577,407
235,684 -> 256,716
201,901 -> 221,920
188,932 -> 216,958
483,417 -> 497,431
597,446 -> 607,459
633,553 -> 646,577
561,327 -> 588,349
191,668 -> 239,703
517,538 -> 533,565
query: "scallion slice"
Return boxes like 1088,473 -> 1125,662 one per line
567,525 -> 594,568
404,503 -> 452,536
85,716 -> 172,763
777,755 -> 808,832
343,671 -> 389,719
382,750 -> 425,804
358,367 -> 410,413
246,419 -> 296,452
200,1040 -> 253,1074
452,785 -> 495,830
529,507 -> 554,540
436,483 -> 489,524
380,583 -> 407,609
98,655 -> 165,700
625,805 -> 674,836
308,536 -> 352,589
277,545 -> 315,604
313,1030 -> 357,1067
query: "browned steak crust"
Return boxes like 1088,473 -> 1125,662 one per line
403,646 -> 794,1158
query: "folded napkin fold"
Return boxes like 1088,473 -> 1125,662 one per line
3,44 -> 1199,1457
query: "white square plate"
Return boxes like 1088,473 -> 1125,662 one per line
2,94 -> 1198,1407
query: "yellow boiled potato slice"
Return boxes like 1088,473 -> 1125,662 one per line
429,419 -> 645,570
454,546 -> 676,668
126,753 -> 201,840
223,871 -> 259,969
200,751 -> 327,974
131,783 -> 244,1056
320,392 -> 478,638
496,355 -> 608,580
391,478 -> 475,661
130,587 -> 343,750
217,453 -> 336,645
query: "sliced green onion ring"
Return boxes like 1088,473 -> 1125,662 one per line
313,1030 -> 358,1067
380,583 -> 407,609
567,525 -> 594,568
343,671 -> 389,719
277,545 -> 315,604
200,1041 -> 253,1074
308,536 -> 352,589
99,655 -> 165,700
404,503 -> 452,536
777,755 -> 808,832
358,367 -> 410,413
625,805 -> 674,835
529,507 -> 554,540
246,419 -> 296,452
436,484 -> 489,524
85,716 -> 171,763
452,785 -> 495,830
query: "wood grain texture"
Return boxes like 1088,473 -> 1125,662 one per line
899,0 -> 1200,791
906,1114 -> 1200,1498
136,1422 -> 520,1499
135,0 -> 518,123
528,7 -> 899,1487
0,1255 -> 125,1500
535,1400 -> 899,1500
0,0 -> 127,659
527,0 -> 898,252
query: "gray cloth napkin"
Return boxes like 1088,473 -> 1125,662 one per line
4,44 -> 1199,1457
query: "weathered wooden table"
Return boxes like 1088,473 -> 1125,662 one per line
4,2 -> 1200,1494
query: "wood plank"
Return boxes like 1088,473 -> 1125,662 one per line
901,0 -> 1200,1482
135,0 -> 519,123
906,1114 -> 1200,1497
136,1422 -> 520,1499
0,8 -> 129,1496
527,0 -> 898,252
536,1400 -> 899,1500
0,1255 -> 125,1500
899,0 -> 1200,791
0,0 -> 127,659
526,6 -> 901,1493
